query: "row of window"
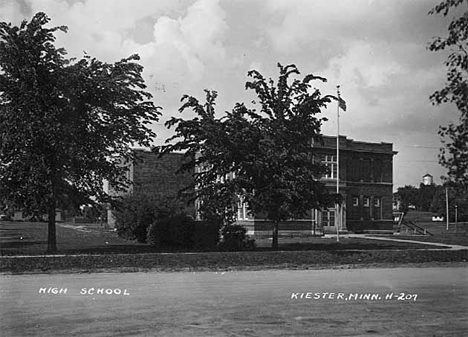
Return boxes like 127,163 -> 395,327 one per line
236,197 -> 382,222
352,196 -> 381,208
197,155 -> 387,186
320,155 -> 391,183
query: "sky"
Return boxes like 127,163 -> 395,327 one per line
0,0 -> 462,190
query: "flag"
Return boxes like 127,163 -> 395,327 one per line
338,97 -> 347,112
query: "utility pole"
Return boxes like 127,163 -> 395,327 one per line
445,187 -> 449,231
455,204 -> 458,232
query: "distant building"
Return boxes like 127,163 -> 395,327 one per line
422,173 -> 433,186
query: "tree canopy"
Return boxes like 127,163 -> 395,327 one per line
160,63 -> 340,248
0,13 -> 160,252
394,185 -> 420,213
428,0 -> 468,186
430,181 -> 468,221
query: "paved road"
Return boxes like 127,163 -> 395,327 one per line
1,267 -> 467,336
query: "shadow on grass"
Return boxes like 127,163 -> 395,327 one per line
2,241 -> 441,256
255,242 -> 431,251
1,243 -> 215,255
0,236 -> 446,256
54,240 -> 439,255
0,240 -> 48,248
59,245 -> 162,255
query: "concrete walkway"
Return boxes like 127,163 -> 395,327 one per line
345,234 -> 468,251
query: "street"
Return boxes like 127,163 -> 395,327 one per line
1,266 -> 467,336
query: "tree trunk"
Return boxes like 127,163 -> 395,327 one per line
272,220 -> 279,249
47,178 -> 57,254
47,204 -> 57,253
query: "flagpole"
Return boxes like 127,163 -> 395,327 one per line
336,85 -> 341,242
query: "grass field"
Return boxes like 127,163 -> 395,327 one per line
1,220 -> 466,274
0,221 -> 451,256
392,221 -> 468,246
0,221 -> 147,256
394,210 -> 468,246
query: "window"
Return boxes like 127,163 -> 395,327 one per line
237,199 -> 248,220
373,160 -> 383,182
362,159 -> 371,182
373,197 -> 382,220
125,169 -> 132,181
323,155 -> 337,180
374,198 -> 381,207
322,210 -> 336,226
352,197 -> 359,207
363,197 -> 370,207
348,155 -> 360,181
195,199 -> 203,221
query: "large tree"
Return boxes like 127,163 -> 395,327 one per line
161,64 -> 339,248
430,182 -> 468,221
0,13 -> 160,253
428,0 -> 468,186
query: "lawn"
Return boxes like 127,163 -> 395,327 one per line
0,221 -> 448,256
1,221 -> 466,274
0,221 -> 149,256
391,221 -> 468,246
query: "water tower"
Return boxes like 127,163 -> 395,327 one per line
422,173 -> 433,186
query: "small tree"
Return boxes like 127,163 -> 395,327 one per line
428,0 -> 468,186
394,185 -> 419,213
161,64 -> 339,248
418,183 -> 437,212
0,13 -> 160,253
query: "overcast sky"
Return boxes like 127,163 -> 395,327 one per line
1,0 -> 461,190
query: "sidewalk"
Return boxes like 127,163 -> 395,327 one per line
344,234 -> 468,251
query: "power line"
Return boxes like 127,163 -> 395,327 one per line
401,145 -> 441,149
398,160 -> 440,163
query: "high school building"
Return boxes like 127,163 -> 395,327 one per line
236,136 -> 396,235
106,149 -> 195,227
108,136 -> 397,234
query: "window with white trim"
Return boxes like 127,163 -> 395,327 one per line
237,199 -> 249,220
323,155 -> 337,180
363,197 -> 370,207
374,198 -> 381,207
322,210 -> 336,226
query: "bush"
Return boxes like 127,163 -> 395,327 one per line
192,220 -> 221,251
147,214 -> 196,249
114,193 -> 190,243
218,224 -> 255,251
147,218 -> 221,251
146,222 -> 161,247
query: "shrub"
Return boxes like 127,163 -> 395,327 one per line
147,214 -> 196,249
166,214 -> 196,248
146,222 -> 161,247
114,193 -> 190,243
192,220 -> 221,251
218,224 -> 255,251
147,218 -> 221,251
